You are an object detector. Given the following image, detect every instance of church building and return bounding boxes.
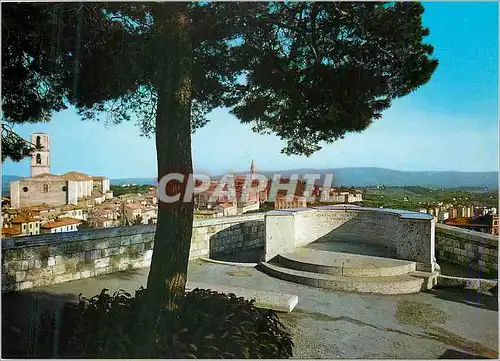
[10,132,112,209]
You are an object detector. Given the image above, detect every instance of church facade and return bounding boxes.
[10,132,112,209]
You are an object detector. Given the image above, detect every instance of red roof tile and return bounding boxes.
[41,218,81,229]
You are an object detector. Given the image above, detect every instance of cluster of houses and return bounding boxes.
[1,203,86,237]
[1,188,159,238]
[418,204,498,235]
[193,163,363,215]
[91,189,159,227]
[419,204,497,222]
[1,134,364,238]
[1,132,161,239]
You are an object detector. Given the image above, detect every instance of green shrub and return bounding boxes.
[38,287,294,358]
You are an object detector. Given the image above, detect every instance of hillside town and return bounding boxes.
[1,134,368,238]
[422,206,498,235]
[1,133,157,238]
[3,133,497,239]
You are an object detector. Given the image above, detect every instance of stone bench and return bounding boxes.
[265,205,437,272]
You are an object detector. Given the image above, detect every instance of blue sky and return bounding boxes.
[2,2,498,178]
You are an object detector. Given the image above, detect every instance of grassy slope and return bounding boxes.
[361,187,498,211]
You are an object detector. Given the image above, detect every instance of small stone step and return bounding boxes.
[278,248,416,277]
[260,262,425,295]
[186,282,298,313]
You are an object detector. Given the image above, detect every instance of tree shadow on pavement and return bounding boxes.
[424,288,498,312]
[2,290,78,358]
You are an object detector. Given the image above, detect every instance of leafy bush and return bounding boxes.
[38,287,294,358]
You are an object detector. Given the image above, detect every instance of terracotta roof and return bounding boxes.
[444,216,493,226]
[92,176,106,180]
[61,204,83,211]
[94,208,114,215]
[125,203,142,210]
[92,191,104,197]
[61,171,92,181]
[216,202,235,208]
[41,217,81,229]
[2,227,22,237]
[28,173,62,180]
[22,205,50,212]
[444,217,469,225]
[11,215,39,223]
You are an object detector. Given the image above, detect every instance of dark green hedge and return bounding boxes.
[38,287,294,358]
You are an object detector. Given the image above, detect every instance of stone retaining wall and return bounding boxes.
[1,213,265,292]
[193,215,265,257]
[435,224,498,276]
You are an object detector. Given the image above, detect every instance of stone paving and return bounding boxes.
[3,260,498,359]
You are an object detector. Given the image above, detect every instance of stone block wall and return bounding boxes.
[292,208,401,249]
[205,215,266,256]
[17,179,69,208]
[435,224,498,276]
[2,213,265,292]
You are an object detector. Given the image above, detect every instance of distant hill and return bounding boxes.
[110,168,498,189]
[110,178,157,186]
[255,167,499,189]
[219,167,498,189]
[2,168,498,196]
[1,175,21,196]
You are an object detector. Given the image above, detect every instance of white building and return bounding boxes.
[40,218,81,234]
[438,212,450,222]
[59,205,86,221]
[141,207,158,224]
[95,217,115,228]
[214,202,238,217]
[10,215,41,236]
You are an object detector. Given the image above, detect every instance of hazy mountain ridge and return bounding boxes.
[1,175,21,196]
[2,167,498,195]
[256,167,498,189]
[110,167,499,189]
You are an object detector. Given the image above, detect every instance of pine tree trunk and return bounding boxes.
[136,3,193,356]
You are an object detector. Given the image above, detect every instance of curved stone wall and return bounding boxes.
[265,205,436,272]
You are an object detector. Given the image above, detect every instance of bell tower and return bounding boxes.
[30,132,50,177]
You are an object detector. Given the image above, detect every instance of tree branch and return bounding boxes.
[1,123,39,149]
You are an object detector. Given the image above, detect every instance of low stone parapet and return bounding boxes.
[435,224,498,275]
[2,213,265,292]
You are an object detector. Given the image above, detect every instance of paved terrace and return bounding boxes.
[3,260,498,359]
